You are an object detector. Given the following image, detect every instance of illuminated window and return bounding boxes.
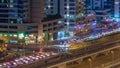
[10,0,13,3]
[10,5,14,8]
[18,33,24,39]
[2,0,4,3]
[10,21,14,23]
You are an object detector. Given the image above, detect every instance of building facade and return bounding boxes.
[0,0,30,24]
[41,16,64,41]
[46,0,86,37]
[31,0,46,23]
[0,23,39,43]
[0,0,64,43]
[111,0,120,21]
[85,0,112,20]
[106,0,120,23]
[46,0,59,15]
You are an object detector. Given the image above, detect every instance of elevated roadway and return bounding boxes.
[47,42,120,68]
[19,39,120,68]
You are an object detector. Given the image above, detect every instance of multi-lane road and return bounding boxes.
[17,36,120,68]
[1,27,120,68]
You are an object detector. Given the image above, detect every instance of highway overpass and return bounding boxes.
[47,42,120,68]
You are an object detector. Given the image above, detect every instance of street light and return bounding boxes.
[33,50,35,56]
[88,58,92,68]
[22,44,26,57]
[111,51,114,61]
[0,64,2,68]
[4,44,7,47]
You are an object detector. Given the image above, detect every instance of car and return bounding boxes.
[22,59,29,64]
[14,59,25,66]
[10,61,18,66]
[28,56,36,61]
[41,55,46,58]
[36,56,42,59]
[4,62,14,68]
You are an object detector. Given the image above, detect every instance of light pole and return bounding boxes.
[111,51,114,61]
[23,43,27,57]
[88,58,92,68]
[23,44,25,57]
[4,43,8,54]
[33,50,35,56]
[0,64,2,68]
[64,43,68,52]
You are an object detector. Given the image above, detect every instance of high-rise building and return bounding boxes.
[31,0,46,23]
[0,0,45,43]
[0,0,64,43]
[0,0,47,43]
[0,0,30,24]
[105,0,120,22]
[46,0,86,37]
[114,0,119,17]
[0,0,47,24]
[85,0,111,20]
[46,0,59,15]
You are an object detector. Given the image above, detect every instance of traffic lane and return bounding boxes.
[18,54,63,68]
[48,27,119,46]
[14,35,120,67]
[1,52,55,68]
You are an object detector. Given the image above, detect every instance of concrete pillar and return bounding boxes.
[91,54,97,60]
[104,51,110,56]
[76,59,83,64]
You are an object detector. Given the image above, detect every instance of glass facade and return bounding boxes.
[46,0,58,15]
[0,0,29,23]
[64,0,76,26]
[85,0,113,10]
